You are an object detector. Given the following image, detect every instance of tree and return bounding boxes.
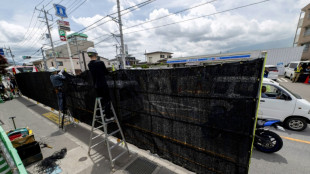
[0,54,8,74]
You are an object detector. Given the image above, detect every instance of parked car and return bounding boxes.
[284,61,310,80]
[258,78,310,131]
[265,65,278,81]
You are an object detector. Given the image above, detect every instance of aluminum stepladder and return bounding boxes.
[88,97,130,169]
[58,109,77,131]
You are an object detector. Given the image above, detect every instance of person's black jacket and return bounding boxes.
[88,60,109,88]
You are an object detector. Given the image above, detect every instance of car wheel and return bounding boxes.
[284,72,287,78]
[284,117,307,131]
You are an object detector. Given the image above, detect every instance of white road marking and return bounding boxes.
[281,78,288,82]
[277,78,283,82]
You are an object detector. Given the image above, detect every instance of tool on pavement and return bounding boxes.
[9,116,17,129]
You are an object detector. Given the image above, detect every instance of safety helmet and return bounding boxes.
[48,67,58,72]
[87,47,98,54]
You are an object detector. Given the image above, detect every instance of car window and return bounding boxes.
[267,67,278,71]
[261,84,287,100]
[289,63,298,69]
[280,84,302,99]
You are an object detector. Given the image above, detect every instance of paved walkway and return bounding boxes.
[0,96,191,174]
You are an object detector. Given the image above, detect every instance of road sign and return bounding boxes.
[58,29,67,41]
[59,25,70,31]
[53,4,68,18]
[57,20,70,27]
[0,48,4,56]
[59,29,66,36]
[60,36,67,41]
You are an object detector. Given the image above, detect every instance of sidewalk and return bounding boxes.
[0,97,192,174]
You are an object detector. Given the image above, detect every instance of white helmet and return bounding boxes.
[87,47,97,54]
[48,67,58,72]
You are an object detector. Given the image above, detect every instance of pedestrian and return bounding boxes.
[87,47,114,122]
[264,67,269,78]
[292,64,303,83]
[305,65,310,73]
[10,78,16,96]
[49,67,67,128]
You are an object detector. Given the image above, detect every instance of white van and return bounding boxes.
[258,78,310,131]
[265,65,279,81]
[284,61,310,80]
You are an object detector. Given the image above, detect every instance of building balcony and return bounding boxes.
[301,16,310,28]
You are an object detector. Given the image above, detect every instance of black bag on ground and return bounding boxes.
[16,141,43,166]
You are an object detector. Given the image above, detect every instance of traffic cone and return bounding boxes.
[304,76,310,84]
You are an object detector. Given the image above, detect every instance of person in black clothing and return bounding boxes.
[87,47,113,121]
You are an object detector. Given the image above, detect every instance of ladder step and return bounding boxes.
[112,150,127,162]
[108,129,120,137]
[95,120,104,124]
[94,125,104,130]
[109,140,123,151]
[92,133,105,140]
[90,139,106,148]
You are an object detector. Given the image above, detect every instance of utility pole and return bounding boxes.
[81,51,87,71]
[41,47,48,71]
[73,35,83,71]
[116,0,126,69]
[65,32,75,75]
[7,47,16,66]
[39,6,57,69]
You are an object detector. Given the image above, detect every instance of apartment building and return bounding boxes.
[294,3,310,60]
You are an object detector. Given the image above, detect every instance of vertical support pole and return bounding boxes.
[8,47,16,66]
[43,6,57,69]
[41,47,48,71]
[82,51,87,71]
[116,0,126,69]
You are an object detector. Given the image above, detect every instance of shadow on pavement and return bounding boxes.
[251,150,288,164]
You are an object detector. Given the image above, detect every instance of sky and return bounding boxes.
[0,0,309,64]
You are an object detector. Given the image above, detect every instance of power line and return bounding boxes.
[45,0,54,8]
[18,11,43,46]
[81,0,155,42]
[122,0,271,35]
[123,0,218,31]
[94,35,114,46]
[47,0,66,11]
[75,0,155,34]
[36,0,47,7]
[68,0,87,15]
[19,18,43,47]
[49,0,154,46]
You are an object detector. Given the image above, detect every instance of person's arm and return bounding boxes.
[261,93,268,98]
[101,61,110,75]
[54,74,66,81]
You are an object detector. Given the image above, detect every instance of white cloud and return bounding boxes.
[72,0,300,60]
[2,0,309,63]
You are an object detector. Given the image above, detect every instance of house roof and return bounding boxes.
[145,51,173,55]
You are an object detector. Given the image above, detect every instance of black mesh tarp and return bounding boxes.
[15,58,264,174]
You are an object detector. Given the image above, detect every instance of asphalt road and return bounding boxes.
[249,76,310,174]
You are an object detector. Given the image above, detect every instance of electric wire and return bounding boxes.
[123,0,218,31]
[122,0,271,35]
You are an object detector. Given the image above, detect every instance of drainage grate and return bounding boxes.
[125,157,158,174]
